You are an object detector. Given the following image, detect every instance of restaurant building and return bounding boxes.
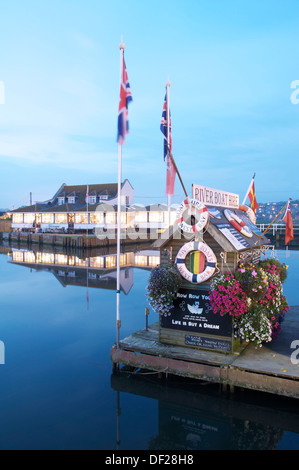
[10,180,176,234]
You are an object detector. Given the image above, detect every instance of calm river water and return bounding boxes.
[0,243,298,450]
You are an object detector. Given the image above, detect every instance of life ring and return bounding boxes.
[239,205,256,224]
[176,241,217,284]
[224,209,253,238]
[175,198,209,233]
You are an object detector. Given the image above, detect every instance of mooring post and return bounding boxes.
[145,307,149,331]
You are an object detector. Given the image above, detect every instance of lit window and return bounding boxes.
[134,255,148,266]
[75,213,88,224]
[105,256,116,268]
[90,213,104,224]
[58,197,65,205]
[24,252,36,263]
[55,254,68,265]
[76,257,88,267]
[55,214,67,224]
[135,212,147,223]
[90,257,105,268]
[24,213,35,224]
[42,214,54,224]
[149,212,164,223]
[12,213,23,223]
[12,251,24,262]
[106,212,116,225]
[148,256,160,266]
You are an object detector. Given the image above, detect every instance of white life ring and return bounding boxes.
[239,205,256,224]
[224,209,253,238]
[175,198,209,233]
[176,241,217,284]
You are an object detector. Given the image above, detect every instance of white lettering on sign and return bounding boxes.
[192,184,239,209]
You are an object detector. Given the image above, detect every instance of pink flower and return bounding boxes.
[252,270,257,277]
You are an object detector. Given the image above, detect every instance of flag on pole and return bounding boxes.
[283,199,294,245]
[117,54,132,145]
[243,175,259,214]
[248,179,259,214]
[160,93,175,195]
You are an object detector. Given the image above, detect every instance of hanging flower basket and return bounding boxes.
[146,263,181,317]
[209,258,290,348]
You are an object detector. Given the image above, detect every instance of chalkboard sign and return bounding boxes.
[160,287,232,337]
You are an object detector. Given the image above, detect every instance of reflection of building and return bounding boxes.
[8,248,160,295]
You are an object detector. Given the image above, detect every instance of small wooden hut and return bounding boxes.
[152,185,270,354]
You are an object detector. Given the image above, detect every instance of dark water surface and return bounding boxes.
[0,244,298,450]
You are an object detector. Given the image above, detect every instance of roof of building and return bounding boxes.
[10,180,133,213]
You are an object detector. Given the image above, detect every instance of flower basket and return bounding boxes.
[209,258,290,348]
[146,263,181,317]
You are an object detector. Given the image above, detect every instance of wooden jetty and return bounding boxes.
[111,305,299,399]
[0,229,152,249]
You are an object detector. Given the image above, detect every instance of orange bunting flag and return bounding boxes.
[283,199,294,245]
[248,179,259,214]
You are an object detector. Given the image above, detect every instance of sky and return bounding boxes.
[0,0,299,210]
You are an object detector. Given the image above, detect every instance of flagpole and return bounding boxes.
[166,79,171,226]
[116,39,125,349]
[242,173,255,205]
[255,199,290,244]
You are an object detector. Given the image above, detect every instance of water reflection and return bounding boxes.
[0,242,298,450]
[1,243,160,296]
[112,372,299,450]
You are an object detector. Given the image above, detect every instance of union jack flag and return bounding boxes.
[160,92,175,195]
[117,54,133,145]
[160,93,172,159]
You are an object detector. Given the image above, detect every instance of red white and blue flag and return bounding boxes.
[117,54,133,145]
[160,93,175,195]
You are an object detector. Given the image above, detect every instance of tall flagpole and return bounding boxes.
[116,39,125,349]
[166,79,171,226]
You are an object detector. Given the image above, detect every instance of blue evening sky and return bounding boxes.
[0,0,298,209]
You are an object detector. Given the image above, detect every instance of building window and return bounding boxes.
[106,212,116,225]
[75,213,88,224]
[105,256,116,268]
[42,214,54,224]
[149,212,164,223]
[99,195,108,201]
[88,196,97,204]
[67,197,75,204]
[55,213,67,224]
[148,256,160,267]
[135,211,147,223]
[90,212,104,224]
[12,213,24,223]
[90,257,105,268]
[134,255,148,266]
[58,197,65,205]
[55,254,68,265]
[24,213,35,224]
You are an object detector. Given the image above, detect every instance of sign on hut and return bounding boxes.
[151,184,272,354]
